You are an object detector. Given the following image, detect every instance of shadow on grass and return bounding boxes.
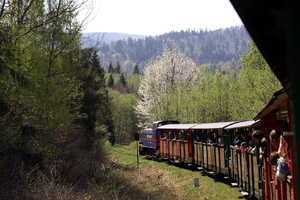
[94,163,178,200]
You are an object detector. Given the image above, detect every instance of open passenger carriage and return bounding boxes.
[158,124,197,163]
[191,122,238,174]
[225,120,261,199]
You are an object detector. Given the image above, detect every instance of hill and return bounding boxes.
[84,26,252,74]
[81,32,148,48]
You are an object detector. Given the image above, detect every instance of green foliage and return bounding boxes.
[108,61,114,73]
[119,73,127,88]
[109,89,140,144]
[0,1,114,198]
[237,41,282,119]
[108,74,115,88]
[80,48,111,148]
[133,64,139,74]
[114,61,121,73]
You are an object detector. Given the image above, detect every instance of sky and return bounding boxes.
[78,0,243,36]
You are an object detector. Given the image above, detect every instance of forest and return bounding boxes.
[0,0,281,199]
[93,26,251,74]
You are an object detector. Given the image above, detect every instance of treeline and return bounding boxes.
[97,26,251,74]
[0,1,116,199]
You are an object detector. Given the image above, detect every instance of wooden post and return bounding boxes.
[134,133,139,166]
[136,140,139,166]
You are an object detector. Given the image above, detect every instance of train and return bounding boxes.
[139,89,295,200]
[139,120,179,159]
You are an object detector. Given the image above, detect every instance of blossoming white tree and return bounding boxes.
[136,43,198,127]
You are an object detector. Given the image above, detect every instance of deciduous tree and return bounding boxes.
[136,43,198,127]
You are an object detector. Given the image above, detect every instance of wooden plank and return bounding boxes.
[203,144,207,168]
[253,155,259,198]
[220,147,225,173]
[181,142,184,161]
[241,152,248,191]
[199,142,203,167]
[207,145,212,170]
[194,143,198,163]
[176,141,180,159]
[216,147,220,173]
[184,142,188,160]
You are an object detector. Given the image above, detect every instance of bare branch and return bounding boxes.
[20,0,34,23]
[48,0,62,78]
[0,0,6,20]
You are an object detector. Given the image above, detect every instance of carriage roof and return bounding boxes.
[224,120,259,130]
[192,121,238,129]
[157,124,198,130]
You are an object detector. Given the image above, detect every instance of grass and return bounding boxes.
[109,143,245,200]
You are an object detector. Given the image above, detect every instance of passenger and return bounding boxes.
[163,132,168,139]
[270,151,280,165]
[270,129,281,149]
[216,130,223,145]
[248,140,255,152]
[172,133,177,141]
[234,132,244,152]
[240,131,255,148]
[194,134,200,142]
[213,132,217,144]
[212,130,222,145]
[168,131,173,140]
[178,132,183,140]
[234,133,243,147]
[240,142,248,152]
[211,131,216,144]
[251,130,267,159]
[269,129,281,165]
[206,134,212,144]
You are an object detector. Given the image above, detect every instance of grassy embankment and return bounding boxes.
[108,143,244,200]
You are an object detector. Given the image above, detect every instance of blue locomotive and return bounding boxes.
[139,120,179,158]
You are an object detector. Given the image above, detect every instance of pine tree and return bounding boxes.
[108,74,114,88]
[133,64,139,74]
[92,51,105,79]
[119,73,127,87]
[81,49,114,147]
[108,61,113,73]
[115,61,121,73]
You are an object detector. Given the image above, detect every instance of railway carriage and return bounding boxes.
[157,124,197,163]
[191,122,238,174]
[225,120,261,199]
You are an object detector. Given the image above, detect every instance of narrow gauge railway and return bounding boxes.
[139,89,295,200]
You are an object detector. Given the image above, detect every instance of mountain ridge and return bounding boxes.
[81,32,148,48]
[82,26,252,74]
